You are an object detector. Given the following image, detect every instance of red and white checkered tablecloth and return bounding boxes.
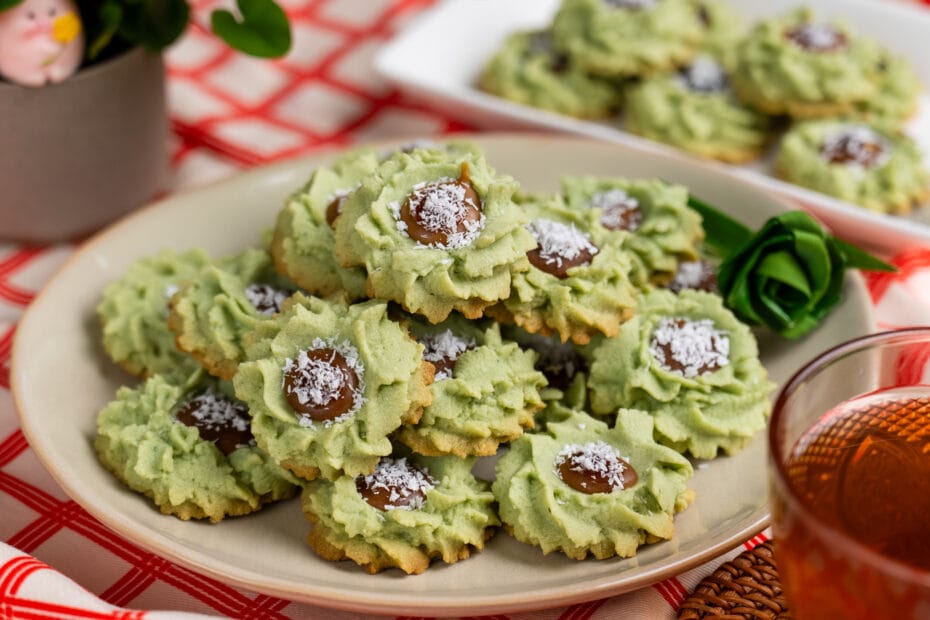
[2,1,930,618]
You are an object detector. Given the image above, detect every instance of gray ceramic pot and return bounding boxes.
[0,47,169,243]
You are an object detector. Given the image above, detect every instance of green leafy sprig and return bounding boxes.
[688,197,895,339]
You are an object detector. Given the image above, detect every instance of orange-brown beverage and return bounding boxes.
[774,386,930,619]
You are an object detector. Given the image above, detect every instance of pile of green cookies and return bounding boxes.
[94,140,774,574]
[480,0,929,214]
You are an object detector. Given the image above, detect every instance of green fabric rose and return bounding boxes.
[691,199,893,339]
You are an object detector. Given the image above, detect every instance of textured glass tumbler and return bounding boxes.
[769,328,930,620]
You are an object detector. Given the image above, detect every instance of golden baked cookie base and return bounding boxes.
[270,232,348,299]
[305,511,495,575]
[774,163,930,215]
[731,82,858,119]
[165,300,238,381]
[626,117,769,164]
[485,302,629,346]
[394,404,539,458]
[364,277,494,325]
[95,437,298,523]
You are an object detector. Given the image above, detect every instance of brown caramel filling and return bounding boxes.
[820,128,889,168]
[244,283,293,316]
[419,330,475,381]
[325,191,350,228]
[355,457,435,511]
[526,219,599,279]
[589,189,643,231]
[666,260,718,294]
[520,332,587,391]
[649,317,729,378]
[283,344,364,423]
[556,441,637,494]
[785,24,847,52]
[396,165,483,248]
[175,389,254,456]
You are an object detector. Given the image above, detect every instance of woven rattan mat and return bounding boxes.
[677,541,793,619]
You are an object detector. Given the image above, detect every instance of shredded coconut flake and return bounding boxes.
[283,338,366,428]
[182,390,250,432]
[162,284,179,317]
[555,441,631,490]
[649,317,730,378]
[526,219,598,268]
[788,23,845,51]
[820,126,891,169]
[390,179,485,250]
[244,283,291,316]
[419,329,475,380]
[677,56,728,93]
[589,189,641,230]
[668,261,716,293]
[326,186,355,213]
[362,457,435,511]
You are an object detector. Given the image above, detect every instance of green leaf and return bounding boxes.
[830,238,897,272]
[770,210,823,234]
[86,0,124,60]
[211,0,291,58]
[0,0,25,11]
[791,228,831,291]
[686,195,753,257]
[119,0,190,51]
[714,209,868,339]
[756,251,812,297]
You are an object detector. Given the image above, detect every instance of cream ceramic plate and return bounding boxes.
[13,135,874,617]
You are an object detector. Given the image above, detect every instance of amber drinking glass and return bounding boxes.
[769,328,930,620]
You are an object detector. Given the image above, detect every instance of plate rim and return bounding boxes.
[11,132,877,617]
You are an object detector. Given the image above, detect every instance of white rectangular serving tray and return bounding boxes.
[375,0,930,255]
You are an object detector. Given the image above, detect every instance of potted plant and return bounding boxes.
[0,0,291,243]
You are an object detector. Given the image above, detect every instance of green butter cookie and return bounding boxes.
[394,314,546,457]
[551,0,704,78]
[232,294,433,480]
[95,369,299,522]
[303,451,499,574]
[98,249,210,378]
[588,289,774,458]
[493,405,693,560]
[167,248,297,381]
[691,0,744,67]
[479,29,622,118]
[625,55,772,163]
[560,176,703,286]
[731,8,882,118]
[334,144,536,323]
[775,120,930,214]
[272,148,380,301]
[853,51,921,125]
[487,194,638,345]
